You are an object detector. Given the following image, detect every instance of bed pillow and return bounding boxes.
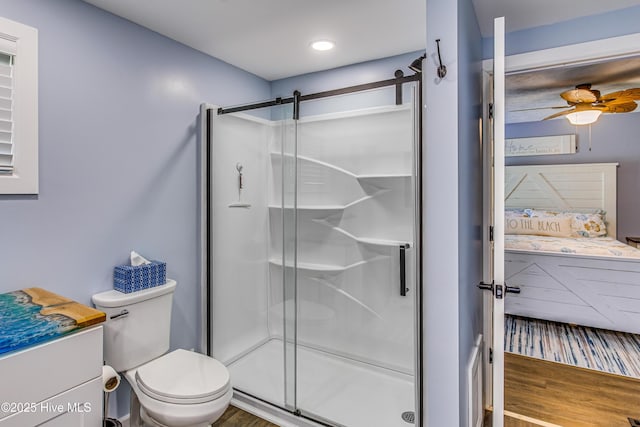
[505,215,573,237]
[569,212,607,237]
[530,209,607,238]
[505,209,527,218]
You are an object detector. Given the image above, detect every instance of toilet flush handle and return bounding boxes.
[110,309,129,320]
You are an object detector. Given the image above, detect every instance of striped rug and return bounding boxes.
[504,315,640,378]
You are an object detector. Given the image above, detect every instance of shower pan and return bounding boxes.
[201,74,422,427]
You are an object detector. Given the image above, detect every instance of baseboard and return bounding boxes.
[467,334,483,427]
[504,410,563,427]
[117,414,130,427]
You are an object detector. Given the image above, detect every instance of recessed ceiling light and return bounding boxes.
[311,40,335,51]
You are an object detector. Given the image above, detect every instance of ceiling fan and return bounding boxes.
[542,83,640,124]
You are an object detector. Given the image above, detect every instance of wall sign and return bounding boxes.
[506,134,576,157]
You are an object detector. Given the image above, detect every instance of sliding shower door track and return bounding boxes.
[232,389,339,427]
[216,73,421,115]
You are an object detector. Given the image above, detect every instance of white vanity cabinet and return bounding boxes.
[0,326,103,426]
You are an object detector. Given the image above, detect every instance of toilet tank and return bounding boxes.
[92,280,177,372]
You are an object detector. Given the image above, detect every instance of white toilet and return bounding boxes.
[92,280,232,427]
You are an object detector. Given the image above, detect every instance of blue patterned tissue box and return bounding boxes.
[113,261,167,293]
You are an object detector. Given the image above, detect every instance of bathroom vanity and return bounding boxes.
[0,288,105,426]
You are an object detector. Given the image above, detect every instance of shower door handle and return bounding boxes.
[399,244,410,296]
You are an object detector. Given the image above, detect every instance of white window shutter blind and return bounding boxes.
[0,43,14,175]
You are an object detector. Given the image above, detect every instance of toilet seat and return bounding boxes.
[136,349,231,405]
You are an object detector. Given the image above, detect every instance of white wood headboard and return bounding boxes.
[505,163,618,238]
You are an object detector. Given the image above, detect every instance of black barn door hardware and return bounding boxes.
[395,70,404,105]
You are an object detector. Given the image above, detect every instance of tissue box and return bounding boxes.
[113,261,167,293]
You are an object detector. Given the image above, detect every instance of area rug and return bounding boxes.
[504,315,640,378]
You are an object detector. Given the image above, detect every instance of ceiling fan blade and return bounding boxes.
[560,88,597,103]
[543,109,575,120]
[602,101,638,113]
[510,106,570,112]
[600,88,640,102]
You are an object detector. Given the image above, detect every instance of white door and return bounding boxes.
[491,16,506,427]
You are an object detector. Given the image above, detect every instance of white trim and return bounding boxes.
[0,16,38,194]
[467,335,483,427]
[492,16,506,427]
[481,68,494,413]
[0,34,17,55]
[482,32,640,74]
[504,411,563,427]
[506,32,640,74]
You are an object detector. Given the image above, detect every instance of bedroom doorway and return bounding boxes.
[482,27,640,426]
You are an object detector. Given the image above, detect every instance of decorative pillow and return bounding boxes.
[529,209,607,238]
[505,215,573,237]
[505,209,528,219]
[570,212,607,237]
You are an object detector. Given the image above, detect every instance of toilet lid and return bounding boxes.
[136,349,230,404]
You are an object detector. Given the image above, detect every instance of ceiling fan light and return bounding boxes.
[565,110,602,125]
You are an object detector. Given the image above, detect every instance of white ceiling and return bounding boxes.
[81,0,427,81]
[81,0,640,80]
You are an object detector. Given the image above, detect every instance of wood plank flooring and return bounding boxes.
[505,352,640,426]
[212,405,278,427]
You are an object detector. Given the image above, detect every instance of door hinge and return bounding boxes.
[488,103,494,119]
[489,225,494,242]
[489,348,493,364]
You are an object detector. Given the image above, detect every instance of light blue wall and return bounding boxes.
[424,0,483,424]
[0,0,270,417]
[507,115,640,240]
[424,0,460,422]
[272,51,422,96]
[457,0,484,425]
[482,5,640,59]
[0,0,487,423]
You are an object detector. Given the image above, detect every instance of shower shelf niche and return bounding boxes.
[332,227,412,248]
[268,258,381,273]
[357,174,411,180]
[268,204,345,212]
[271,152,411,181]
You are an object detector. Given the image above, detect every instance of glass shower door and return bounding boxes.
[291,85,419,427]
[209,80,420,426]
[210,103,299,410]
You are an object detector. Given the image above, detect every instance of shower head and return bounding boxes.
[409,54,426,73]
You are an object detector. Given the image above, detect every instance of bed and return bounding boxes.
[504,163,640,334]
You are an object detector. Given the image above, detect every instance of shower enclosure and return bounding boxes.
[201,74,422,427]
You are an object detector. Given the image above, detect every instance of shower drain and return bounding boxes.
[401,411,415,424]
